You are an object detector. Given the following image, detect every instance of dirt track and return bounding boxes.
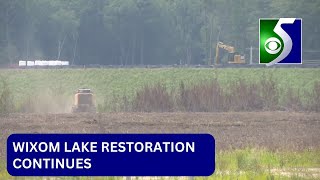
[1,112,319,157]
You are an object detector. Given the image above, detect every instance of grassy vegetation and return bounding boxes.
[0,68,319,112]
[1,68,319,179]
[0,75,14,115]
[211,149,320,179]
[0,149,319,180]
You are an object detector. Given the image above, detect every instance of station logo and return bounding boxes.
[259,18,302,66]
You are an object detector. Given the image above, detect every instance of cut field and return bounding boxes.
[1,112,319,154]
[0,68,319,112]
[0,112,319,179]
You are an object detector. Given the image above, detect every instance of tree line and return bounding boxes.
[0,0,319,66]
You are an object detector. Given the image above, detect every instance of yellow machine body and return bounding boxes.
[72,89,96,113]
[215,42,245,65]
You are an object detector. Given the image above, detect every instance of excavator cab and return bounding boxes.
[72,88,96,113]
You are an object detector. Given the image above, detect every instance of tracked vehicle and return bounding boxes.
[72,88,96,113]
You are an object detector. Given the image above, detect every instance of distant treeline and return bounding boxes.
[0,0,319,65]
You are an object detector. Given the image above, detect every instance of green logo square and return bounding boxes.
[259,18,302,66]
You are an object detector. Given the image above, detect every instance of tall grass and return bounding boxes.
[133,83,174,112]
[307,81,320,112]
[108,78,320,112]
[0,76,14,115]
[179,79,225,112]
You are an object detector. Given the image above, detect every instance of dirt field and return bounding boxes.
[0,111,319,158]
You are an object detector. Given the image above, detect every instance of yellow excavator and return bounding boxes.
[214,42,245,65]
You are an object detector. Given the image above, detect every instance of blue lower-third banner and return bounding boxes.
[7,134,215,176]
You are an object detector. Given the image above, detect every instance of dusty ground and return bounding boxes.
[0,111,319,158]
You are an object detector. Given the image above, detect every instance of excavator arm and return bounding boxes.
[217,42,235,53]
[214,42,245,65]
[215,42,235,65]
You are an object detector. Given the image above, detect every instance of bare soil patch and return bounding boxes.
[0,112,319,158]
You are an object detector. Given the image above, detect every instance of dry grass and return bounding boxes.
[113,79,320,112]
[133,83,174,112]
[178,79,225,112]
[307,81,320,112]
[0,76,14,115]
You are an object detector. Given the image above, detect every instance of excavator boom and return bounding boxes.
[214,42,245,65]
